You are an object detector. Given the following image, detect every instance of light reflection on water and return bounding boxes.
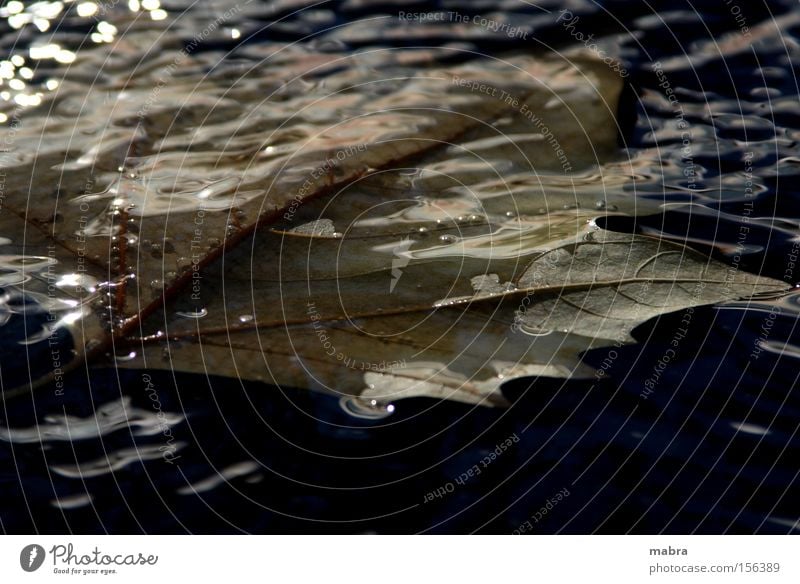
[0,0,170,112]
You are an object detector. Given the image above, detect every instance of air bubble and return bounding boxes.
[114,350,137,362]
[85,339,102,351]
[176,308,208,319]
[149,280,164,297]
[176,257,193,271]
[339,396,395,419]
[517,324,553,337]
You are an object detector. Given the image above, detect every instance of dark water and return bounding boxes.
[1,0,800,533]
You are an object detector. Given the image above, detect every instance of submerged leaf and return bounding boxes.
[105,51,783,406]
[0,24,787,406]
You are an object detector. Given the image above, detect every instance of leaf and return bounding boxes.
[0,31,786,409]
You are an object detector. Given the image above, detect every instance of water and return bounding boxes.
[1,0,800,533]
